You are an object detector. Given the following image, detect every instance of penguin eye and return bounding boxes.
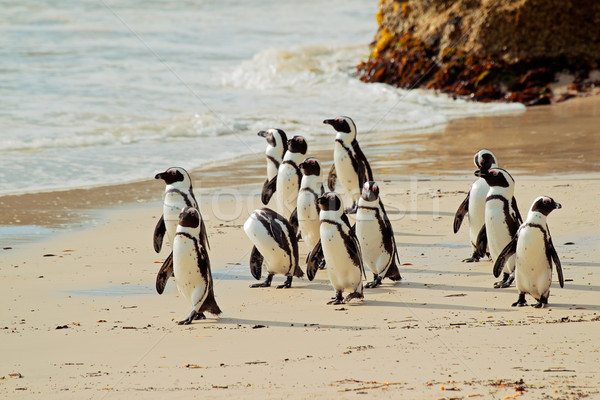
[543,198,551,204]
[168,170,176,175]
[491,170,498,176]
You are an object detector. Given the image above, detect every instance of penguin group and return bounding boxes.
[151,119,565,325]
[454,150,563,308]
[248,115,400,304]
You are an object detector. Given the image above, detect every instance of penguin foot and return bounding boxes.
[532,302,545,309]
[494,273,514,288]
[511,293,527,307]
[365,275,382,289]
[318,260,326,270]
[462,257,480,263]
[250,274,273,288]
[276,276,293,289]
[327,291,344,305]
[344,292,364,303]
[178,311,198,325]
[533,295,548,308]
[194,313,206,320]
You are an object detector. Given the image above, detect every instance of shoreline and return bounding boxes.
[1,95,598,232]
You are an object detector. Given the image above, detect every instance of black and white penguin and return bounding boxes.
[168,206,221,325]
[311,192,364,304]
[475,167,523,288]
[494,196,563,308]
[453,149,498,262]
[356,181,402,288]
[243,208,304,288]
[296,158,324,263]
[153,167,209,294]
[276,135,308,222]
[258,128,288,205]
[323,116,373,213]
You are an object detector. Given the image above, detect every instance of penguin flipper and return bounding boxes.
[250,246,264,280]
[384,258,402,281]
[289,207,299,233]
[494,236,517,278]
[261,176,277,205]
[547,237,564,288]
[512,196,523,225]
[327,164,337,191]
[200,217,210,251]
[153,215,166,253]
[306,240,323,281]
[453,192,470,234]
[200,285,222,316]
[475,224,488,259]
[156,252,173,294]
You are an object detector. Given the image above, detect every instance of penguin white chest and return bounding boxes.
[297,191,320,250]
[356,209,387,274]
[515,227,551,298]
[320,223,361,291]
[277,165,299,215]
[485,200,511,259]
[173,236,206,303]
[334,143,358,194]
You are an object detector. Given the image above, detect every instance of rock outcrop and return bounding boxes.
[357,0,600,105]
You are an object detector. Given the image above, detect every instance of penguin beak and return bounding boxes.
[555,202,562,209]
[298,162,305,169]
[155,172,165,180]
[317,195,327,205]
[474,170,486,178]
[323,119,334,126]
[257,130,268,138]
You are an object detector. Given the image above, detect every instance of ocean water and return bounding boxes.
[1,0,524,196]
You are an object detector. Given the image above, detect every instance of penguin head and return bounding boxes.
[473,149,498,172]
[258,128,288,152]
[299,158,321,176]
[155,167,191,187]
[361,181,380,202]
[317,192,343,213]
[531,196,561,216]
[323,116,357,142]
[287,136,308,155]
[474,167,513,188]
[178,206,200,228]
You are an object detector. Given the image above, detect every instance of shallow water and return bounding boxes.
[1,0,523,196]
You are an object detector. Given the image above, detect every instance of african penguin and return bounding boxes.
[323,116,373,213]
[170,206,221,325]
[296,158,325,264]
[314,192,364,304]
[243,208,304,289]
[258,128,288,205]
[276,135,307,222]
[153,167,209,295]
[475,167,523,288]
[494,196,563,308]
[356,181,402,288]
[453,149,498,262]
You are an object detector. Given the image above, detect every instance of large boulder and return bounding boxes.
[358,0,600,105]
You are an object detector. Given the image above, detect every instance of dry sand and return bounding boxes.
[1,97,600,399]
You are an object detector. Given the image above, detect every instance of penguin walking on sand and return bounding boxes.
[296,158,325,266]
[494,196,563,308]
[309,192,364,304]
[356,181,402,288]
[258,128,288,205]
[276,135,308,226]
[475,167,523,288]
[168,206,221,325]
[153,167,209,294]
[244,208,304,288]
[453,149,498,262]
[323,116,373,213]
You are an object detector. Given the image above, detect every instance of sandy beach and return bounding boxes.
[1,96,599,399]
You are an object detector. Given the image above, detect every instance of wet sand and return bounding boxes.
[1,96,599,399]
